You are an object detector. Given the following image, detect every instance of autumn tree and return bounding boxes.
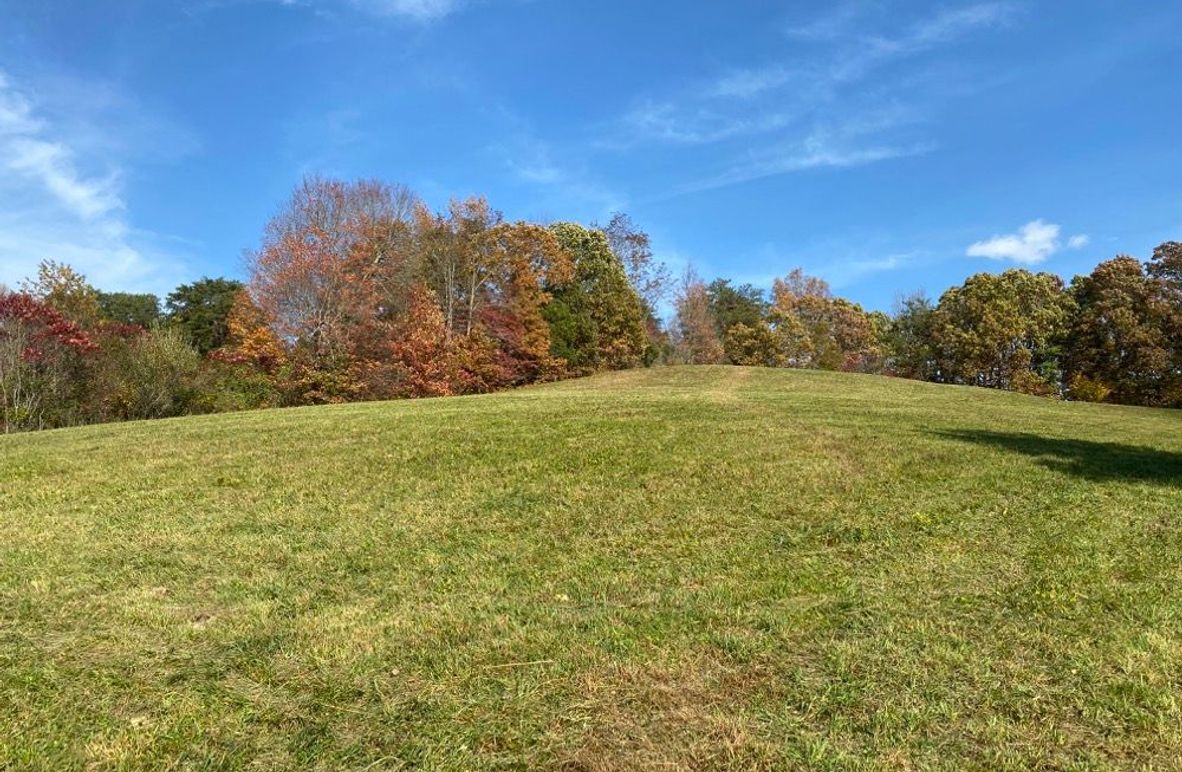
[386,284,465,398]
[548,223,648,370]
[1064,255,1181,406]
[672,270,725,364]
[1149,241,1182,404]
[408,202,576,385]
[476,222,573,382]
[22,261,102,328]
[199,290,286,410]
[769,269,833,369]
[414,197,502,338]
[724,320,789,367]
[0,292,97,431]
[218,290,285,373]
[1147,241,1182,291]
[247,179,586,399]
[95,328,205,421]
[245,177,420,401]
[249,177,418,355]
[769,269,881,372]
[601,213,670,363]
[928,269,1073,393]
[349,177,419,313]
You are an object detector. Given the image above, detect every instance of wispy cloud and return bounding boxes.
[282,106,368,174]
[508,158,624,219]
[966,219,1089,265]
[0,71,189,294]
[712,241,919,298]
[626,2,1016,147]
[493,111,626,219]
[673,134,932,197]
[706,66,794,99]
[5,137,122,220]
[785,3,863,41]
[509,156,563,185]
[347,0,463,21]
[659,103,929,197]
[0,73,121,222]
[610,2,1017,199]
[621,100,796,145]
[907,2,1016,47]
[191,0,469,23]
[823,2,1016,84]
[826,251,923,289]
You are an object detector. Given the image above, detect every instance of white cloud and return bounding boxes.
[707,66,794,99]
[502,133,625,218]
[785,3,862,41]
[826,2,1016,86]
[657,107,928,198]
[192,0,468,23]
[347,0,462,21]
[5,138,122,220]
[821,253,909,289]
[0,74,43,135]
[0,71,188,294]
[612,2,1016,200]
[618,98,806,148]
[850,254,902,274]
[511,159,562,185]
[1067,234,1090,249]
[669,134,931,198]
[907,3,1015,47]
[743,6,1002,97]
[966,219,1066,264]
[762,138,918,173]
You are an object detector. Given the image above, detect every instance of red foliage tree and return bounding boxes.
[0,293,98,430]
[0,293,97,359]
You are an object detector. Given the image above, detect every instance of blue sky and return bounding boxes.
[1,0,1180,311]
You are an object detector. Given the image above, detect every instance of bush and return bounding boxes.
[99,328,206,420]
[1068,373,1113,403]
[1010,369,1059,397]
[194,360,278,413]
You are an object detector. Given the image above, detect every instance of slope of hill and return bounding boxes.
[2,366,1180,769]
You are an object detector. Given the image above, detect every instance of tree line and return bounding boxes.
[671,242,1182,407]
[0,177,664,432]
[2,175,1179,432]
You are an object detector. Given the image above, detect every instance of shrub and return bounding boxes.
[1068,373,1113,403]
[99,328,206,420]
[194,360,278,413]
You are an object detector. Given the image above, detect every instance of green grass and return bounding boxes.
[2,366,1181,770]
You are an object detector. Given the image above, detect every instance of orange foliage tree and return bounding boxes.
[242,178,590,402]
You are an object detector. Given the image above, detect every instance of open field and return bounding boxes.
[2,366,1181,769]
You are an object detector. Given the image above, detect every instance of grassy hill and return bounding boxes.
[2,366,1181,769]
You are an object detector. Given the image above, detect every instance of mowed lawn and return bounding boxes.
[2,367,1181,770]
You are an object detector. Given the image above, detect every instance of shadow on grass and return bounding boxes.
[938,430,1182,486]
